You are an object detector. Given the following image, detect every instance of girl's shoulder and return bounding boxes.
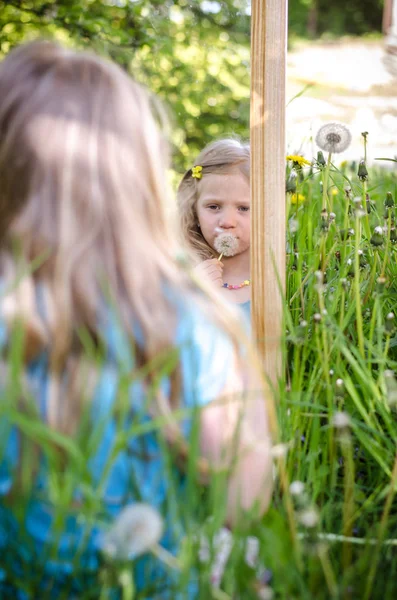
[174,293,238,408]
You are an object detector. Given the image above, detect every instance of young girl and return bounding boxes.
[0,42,272,597]
[177,139,251,320]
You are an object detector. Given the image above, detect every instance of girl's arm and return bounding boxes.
[179,301,273,526]
[199,359,272,525]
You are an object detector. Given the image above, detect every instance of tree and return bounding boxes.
[0,0,252,172]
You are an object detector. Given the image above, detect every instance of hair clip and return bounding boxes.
[191,165,203,180]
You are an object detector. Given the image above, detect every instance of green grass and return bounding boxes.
[2,146,397,599]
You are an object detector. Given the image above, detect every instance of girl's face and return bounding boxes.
[195,171,250,257]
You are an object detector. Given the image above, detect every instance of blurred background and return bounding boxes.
[0,0,393,168]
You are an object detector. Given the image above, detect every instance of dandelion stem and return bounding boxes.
[277,455,303,571]
[151,543,181,571]
[341,434,355,577]
[364,450,397,600]
[322,153,332,212]
[362,181,371,241]
[381,212,392,278]
[119,568,135,600]
[354,216,365,358]
[318,543,338,598]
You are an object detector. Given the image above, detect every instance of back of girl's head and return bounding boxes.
[0,42,255,436]
[177,138,250,261]
[0,40,182,362]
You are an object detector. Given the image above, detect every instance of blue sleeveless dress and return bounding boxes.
[0,296,236,598]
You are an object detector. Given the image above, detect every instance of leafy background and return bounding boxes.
[0,0,385,171]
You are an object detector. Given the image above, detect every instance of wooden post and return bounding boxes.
[383,0,393,35]
[250,0,287,385]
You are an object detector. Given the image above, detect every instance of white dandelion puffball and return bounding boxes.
[102,503,163,560]
[298,508,319,529]
[214,232,239,257]
[290,480,305,497]
[315,123,352,154]
[332,411,351,430]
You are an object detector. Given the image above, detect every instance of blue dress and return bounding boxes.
[0,295,236,598]
[238,301,251,323]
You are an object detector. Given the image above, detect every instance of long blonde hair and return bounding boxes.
[0,41,253,436]
[177,138,250,262]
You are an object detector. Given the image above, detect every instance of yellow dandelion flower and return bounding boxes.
[290,193,306,205]
[286,155,311,168]
[331,187,339,196]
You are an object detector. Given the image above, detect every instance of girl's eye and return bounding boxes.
[239,206,250,212]
[207,204,219,211]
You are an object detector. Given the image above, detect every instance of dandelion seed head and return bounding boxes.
[259,587,274,600]
[214,232,239,257]
[332,411,351,429]
[374,226,383,235]
[336,378,344,387]
[245,536,260,568]
[271,443,289,459]
[299,508,319,528]
[388,312,395,320]
[102,503,163,561]
[315,122,352,154]
[290,480,305,496]
[315,270,324,284]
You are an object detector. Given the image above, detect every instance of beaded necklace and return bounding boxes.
[223,279,251,291]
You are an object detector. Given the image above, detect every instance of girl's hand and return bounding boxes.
[193,258,224,287]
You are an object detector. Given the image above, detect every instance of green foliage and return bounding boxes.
[0,1,386,170]
[0,0,252,172]
[3,137,397,598]
[289,0,384,38]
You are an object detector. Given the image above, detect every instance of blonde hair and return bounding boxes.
[0,41,252,437]
[177,138,250,262]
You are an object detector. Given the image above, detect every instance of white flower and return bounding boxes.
[259,587,275,600]
[102,503,163,560]
[214,231,239,257]
[271,443,289,459]
[290,480,305,496]
[245,536,260,568]
[332,411,351,429]
[374,226,383,235]
[211,528,234,587]
[315,123,352,154]
[298,508,319,528]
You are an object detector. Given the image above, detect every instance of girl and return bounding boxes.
[177,139,251,320]
[0,42,272,597]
